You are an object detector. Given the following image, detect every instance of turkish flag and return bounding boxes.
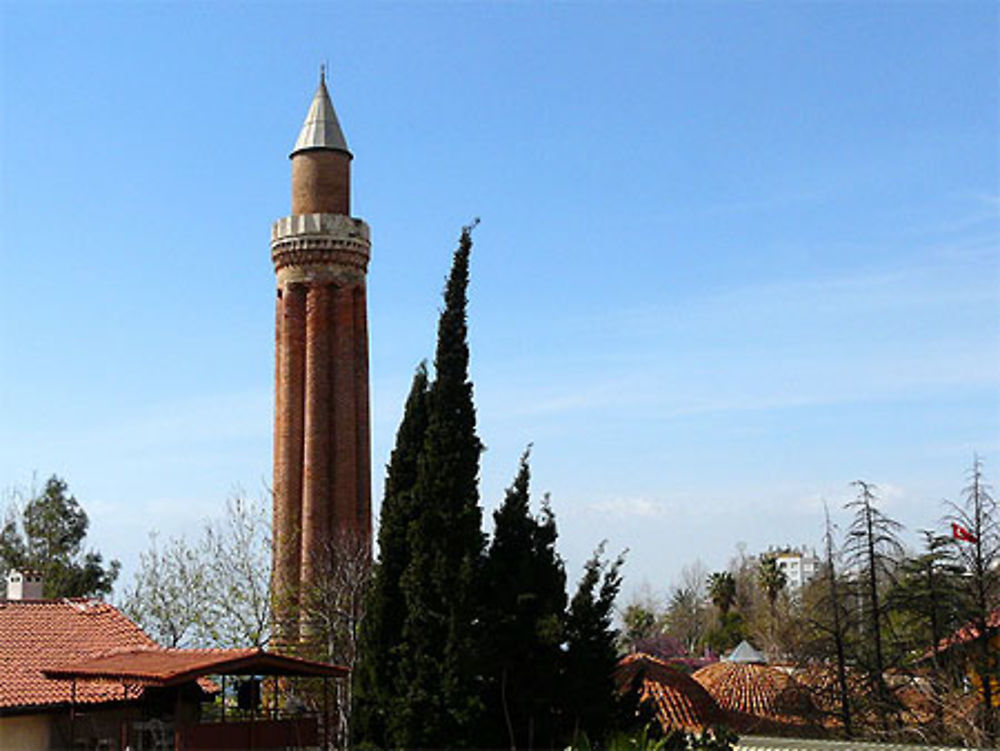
[952,522,978,543]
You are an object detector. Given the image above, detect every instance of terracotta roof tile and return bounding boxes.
[616,653,727,733]
[692,661,817,733]
[933,606,1000,654]
[0,599,156,710]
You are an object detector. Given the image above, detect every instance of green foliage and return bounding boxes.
[353,223,627,749]
[569,723,737,751]
[622,602,659,646]
[393,223,487,748]
[482,448,568,749]
[0,475,119,598]
[888,530,964,663]
[704,571,744,653]
[563,543,626,744]
[756,555,787,609]
[352,363,430,746]
[706,571,736,616]
[703,611,746,655]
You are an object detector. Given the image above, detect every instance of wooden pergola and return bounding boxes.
[45,647,348,750]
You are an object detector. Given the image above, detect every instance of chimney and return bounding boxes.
[6,569,44,600]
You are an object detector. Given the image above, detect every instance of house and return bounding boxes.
[931,605,1000,707]
[0,570,347,750]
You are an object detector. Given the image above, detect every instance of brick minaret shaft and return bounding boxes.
[271,72,371,647]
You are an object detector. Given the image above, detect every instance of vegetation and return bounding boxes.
[353,224,627,749]
[351,363,430,746]
[624,459,999,747]
[122,495,271,648]
[481,448,567,749]
[0,475,120,598]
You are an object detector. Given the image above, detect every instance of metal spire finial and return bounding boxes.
[291,66,350,157]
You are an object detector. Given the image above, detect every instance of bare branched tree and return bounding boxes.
[944,455,999,744]
[121,533,207,648]
[122,495,272,649]
[816,502,853,737]
[299,528,372,746]
[843,480,904,732]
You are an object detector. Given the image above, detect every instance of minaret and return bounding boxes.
[271,70,371,647]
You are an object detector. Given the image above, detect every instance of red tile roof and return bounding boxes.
[0,599,157,710]
[0,600,349,713]
[616,653,726,733]
[933,606,1000,654]
[692,661,817,732]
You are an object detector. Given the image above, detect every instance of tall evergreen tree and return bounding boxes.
[482,448,567,750]
[394,223,486,748]
[561,543,625,745]
[352,363,430,746]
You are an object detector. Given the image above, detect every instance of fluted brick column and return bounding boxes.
[353,284,371,537]
[301,282,334,606]
[272,283,306,646]
[331,283,359,541]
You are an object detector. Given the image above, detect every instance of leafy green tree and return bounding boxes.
[562,543,626,745]
[482,448,567,750]
[703,571,745,654]
[394,223,487,748]
[890,530,964,664]
[622,602,659,649]
[887,530,964,741]
[352,363,430,747]
[0,475,119,598]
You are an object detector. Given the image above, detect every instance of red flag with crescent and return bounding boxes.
[952,522,978,543]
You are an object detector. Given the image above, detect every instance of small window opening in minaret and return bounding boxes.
[277,289,283,299]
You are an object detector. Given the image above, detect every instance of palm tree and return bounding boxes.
[757,555,787,655]
[758,555,787,615]
[707,571,737,616]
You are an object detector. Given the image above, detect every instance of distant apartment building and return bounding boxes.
[773,548,819,590]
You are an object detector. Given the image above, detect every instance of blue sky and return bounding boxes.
[1,1,997,602]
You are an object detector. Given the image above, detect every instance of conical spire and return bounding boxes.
[291,67,350,157]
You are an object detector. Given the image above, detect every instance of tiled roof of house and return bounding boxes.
[692,660,817,733]
[616,653,726,733]
[933,606,1000,654]
[0,599,157,710]
[791,662,867,725]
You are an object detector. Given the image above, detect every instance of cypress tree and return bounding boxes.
[561,544,625,745]
[394,223,486,748]
[352,363,430,746]
[482,448,567,750]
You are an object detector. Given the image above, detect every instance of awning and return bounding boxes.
[43,646,348,688]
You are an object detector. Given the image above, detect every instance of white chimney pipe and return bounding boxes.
[6,569,44,600]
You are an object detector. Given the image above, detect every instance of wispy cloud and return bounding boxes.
[586,497,669,518]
